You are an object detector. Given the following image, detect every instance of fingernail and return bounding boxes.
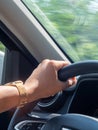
[68,79,73,86]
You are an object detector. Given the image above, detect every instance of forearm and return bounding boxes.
[0,86,19,113]
[0,60,76,113]
[0,82,39,113]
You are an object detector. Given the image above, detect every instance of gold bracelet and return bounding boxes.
[5,80,28,108]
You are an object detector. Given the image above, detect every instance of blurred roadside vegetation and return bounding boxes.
[19,0,98,61]
[0,42,5,52]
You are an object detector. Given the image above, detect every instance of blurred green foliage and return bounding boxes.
[23,0,98,61]
[0,42,5,52]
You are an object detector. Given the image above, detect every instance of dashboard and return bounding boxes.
[8,61,98,130]
[13,74,98,130]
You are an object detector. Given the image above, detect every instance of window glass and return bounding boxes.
[22,0,98,61]
[0,41,5,83]
[0,42,5,52]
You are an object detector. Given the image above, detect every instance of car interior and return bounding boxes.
[1,0,98,130]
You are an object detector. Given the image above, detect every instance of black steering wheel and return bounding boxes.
[41,114,98,130]
[8,60,98,130]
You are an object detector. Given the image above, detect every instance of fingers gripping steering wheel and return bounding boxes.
[41,60,98,130]
[8,60,98,130]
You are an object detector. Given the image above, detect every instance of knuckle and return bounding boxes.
[42,59,50,63]
[48,60,54,66]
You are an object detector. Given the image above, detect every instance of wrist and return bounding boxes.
[5,81,28,107]
[24,79,40,103]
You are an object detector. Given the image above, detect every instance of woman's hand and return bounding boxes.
[24,59,76,103]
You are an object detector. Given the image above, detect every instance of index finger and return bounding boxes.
[51,60,70,70]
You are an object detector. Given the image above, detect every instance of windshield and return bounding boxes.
[22,0,98,62]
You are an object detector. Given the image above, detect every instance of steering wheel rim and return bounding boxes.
[41,114,98,130]
[58,60,98,81]
[8,60,98,130]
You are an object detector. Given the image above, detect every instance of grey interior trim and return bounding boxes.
[0,0,69,62]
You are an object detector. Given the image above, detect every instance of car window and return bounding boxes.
[0,42,5,84]
[22,0,98,62]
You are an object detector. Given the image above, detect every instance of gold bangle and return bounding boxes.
[5,80,28,108]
